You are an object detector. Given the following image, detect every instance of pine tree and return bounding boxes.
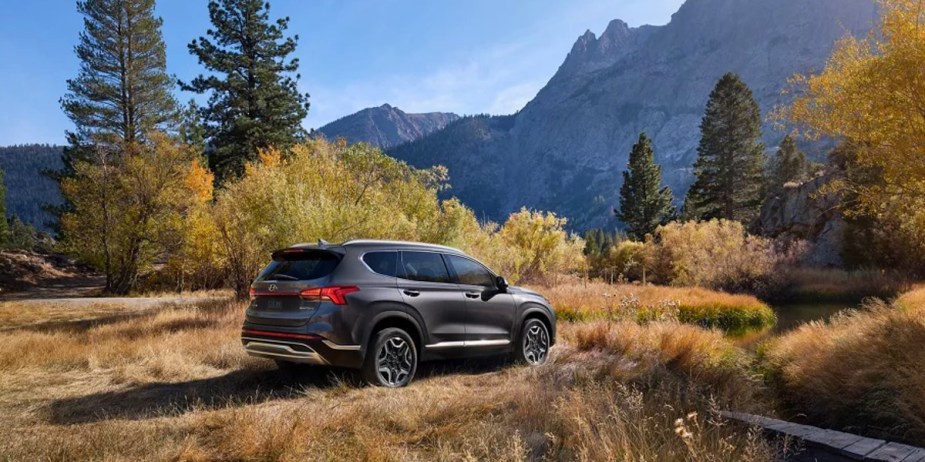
[617,133,675,240]
[183,0,310,183]
[583,228,618,256]
[178,99,207,154]
[767,134,811,195]
[685,73,766,223]
[60,0,178,169]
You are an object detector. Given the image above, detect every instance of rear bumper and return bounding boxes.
[241,328,365,368]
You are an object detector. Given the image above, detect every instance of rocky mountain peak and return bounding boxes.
[318,105,459,149]
[391,0,878,230]
[558,19,649,77]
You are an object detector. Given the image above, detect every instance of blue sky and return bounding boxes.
[0,0,684,146]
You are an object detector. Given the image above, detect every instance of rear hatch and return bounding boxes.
[247,248,343,326]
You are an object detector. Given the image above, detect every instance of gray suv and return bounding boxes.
[242,240,555,387]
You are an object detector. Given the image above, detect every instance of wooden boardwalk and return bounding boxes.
[720,411,925,462]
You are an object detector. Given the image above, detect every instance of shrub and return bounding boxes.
[209,140,461,297]
[492,208,585,284]
[189,140,585,296]
[651,219,778,293]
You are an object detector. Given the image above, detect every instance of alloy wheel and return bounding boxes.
[523,322,550,365]
[376,336,414,386]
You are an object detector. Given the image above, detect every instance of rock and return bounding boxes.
[757,173,845,267]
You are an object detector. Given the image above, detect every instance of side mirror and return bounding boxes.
[496,276,509,292]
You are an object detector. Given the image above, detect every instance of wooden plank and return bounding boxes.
[719,411,925,462]
[843,438,887,458]
[773,422,825,439]
[900,449,925,462]
[805,429,864,450]
[865,443,922,462]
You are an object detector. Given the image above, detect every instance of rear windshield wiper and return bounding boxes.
[270,274,299,281]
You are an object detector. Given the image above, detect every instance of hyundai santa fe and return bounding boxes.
[241,239,556,387]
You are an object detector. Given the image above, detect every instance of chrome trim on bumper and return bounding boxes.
[322,340,361,351]
[242,337,328,365]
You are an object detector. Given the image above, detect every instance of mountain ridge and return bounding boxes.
[389,0,878,230]
[316,104,459,148]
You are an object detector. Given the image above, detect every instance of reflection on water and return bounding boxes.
[729,302,854,349]
[771,303,854,333]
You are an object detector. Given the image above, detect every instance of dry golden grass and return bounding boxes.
[0,290,230,330]
[0,297,782,461]
[761,288,925,445]
[775,268,910,304]
[540,282,775,329]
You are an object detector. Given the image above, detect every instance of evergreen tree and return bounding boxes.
[617,133,675,240]
[183,0,310,183]
[178,99,207,154]
[767,134,812,195]
[0,168,8,245]
[583,228,619,256]
[685,73,766,223]
[60,0,178,170]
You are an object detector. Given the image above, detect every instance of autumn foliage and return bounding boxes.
[60,134,209,294]
[783,0,925,269]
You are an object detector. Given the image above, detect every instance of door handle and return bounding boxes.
[465,292,481,299]
[403,289,420,297]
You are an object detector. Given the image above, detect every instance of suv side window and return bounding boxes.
[400,251,452,283]
[445,254,496,287]
[362,251,398,277]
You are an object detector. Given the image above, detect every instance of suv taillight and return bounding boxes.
[249,287,256,300]
[299,286,359,305]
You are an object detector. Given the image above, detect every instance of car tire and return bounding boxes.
[362,327,418,387]
[514,318,550,365]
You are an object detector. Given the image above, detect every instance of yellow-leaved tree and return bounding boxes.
[212,140,474,297]
[60,133,206,294]
[198,139,587,297]
[782,0,925,266]
[493,209,587,284]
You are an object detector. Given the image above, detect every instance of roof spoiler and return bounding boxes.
[270,243,345,260]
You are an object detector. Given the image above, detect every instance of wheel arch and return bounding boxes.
[520,305,556,345]
[364,311,425,355]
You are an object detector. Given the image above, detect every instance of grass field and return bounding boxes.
[542,282,775,329]
[0,294,784,461]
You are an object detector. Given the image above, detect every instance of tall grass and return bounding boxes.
[0,298,782,461]
[769,268,910,304]
[542,282,776,329]
[760,288,925,445]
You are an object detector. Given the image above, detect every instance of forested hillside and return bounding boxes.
[0,145,63,232]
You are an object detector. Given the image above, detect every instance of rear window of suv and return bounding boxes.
[256,250,340,281]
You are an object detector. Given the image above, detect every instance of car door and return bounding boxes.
[444,254,516,345]
[398,251,468,345]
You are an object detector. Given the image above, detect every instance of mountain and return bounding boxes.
[391,0,878,230]
[317,104,460,148]
[0,145,64,233]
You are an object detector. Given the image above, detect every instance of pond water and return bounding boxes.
[770,302,855,333]
[730,301,855,348]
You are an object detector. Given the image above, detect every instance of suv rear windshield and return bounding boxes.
[256,251,340,281]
